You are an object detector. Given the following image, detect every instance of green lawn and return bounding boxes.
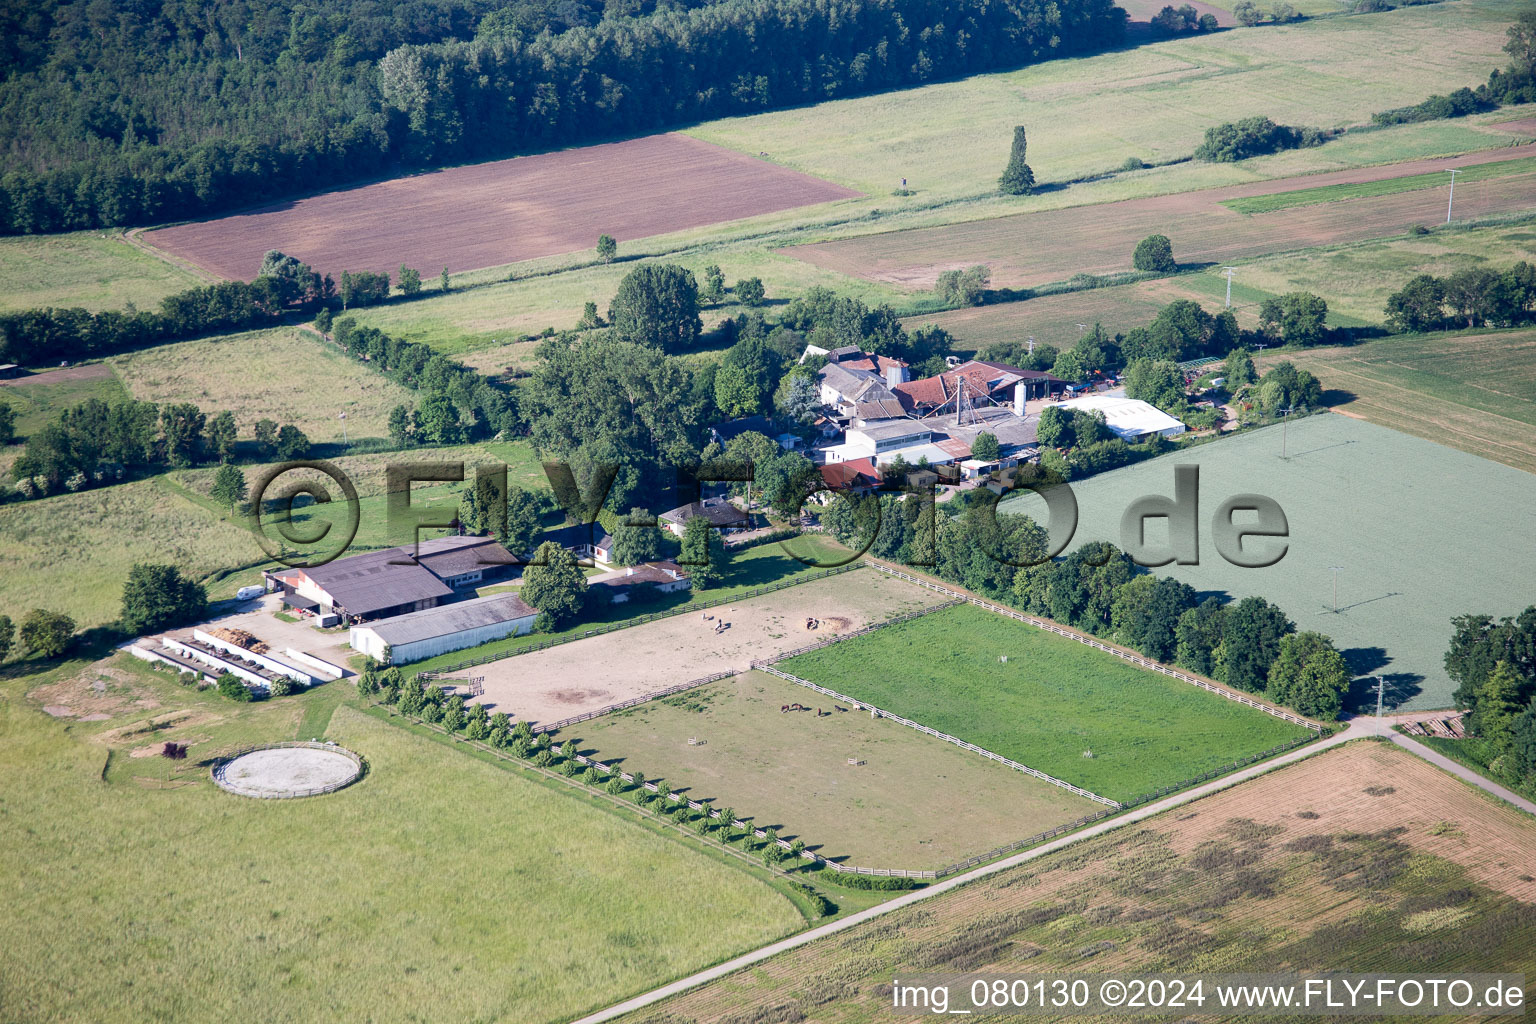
[0,656,802,1024]
[1223,155,1536,214]
[777,604,1310,802]
[567,670,1102,868]
[405,535,856,672]
[999,413,1536,711]
[0,230,204,313]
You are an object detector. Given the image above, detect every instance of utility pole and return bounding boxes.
[1328,565,1343,612]
[1279,405,1297,457]
[339,410,348,446]
[1223,267,1236,308]
[1375,675,1385,729]
[1446,168,1459,223]
[1026,336,1035,356]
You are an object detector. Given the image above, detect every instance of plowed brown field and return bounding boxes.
[613,742,1536,1024]
[141,133,862,280]
[787,147,1536,290]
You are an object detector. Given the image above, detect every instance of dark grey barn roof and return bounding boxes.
[303,536,510,616]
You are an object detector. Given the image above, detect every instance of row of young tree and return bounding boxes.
[1383,261,1536,333]
[0,0,1126,235]
[819,496,1353,719]
[1445,607,1536,792]
[366,668,809,865]
[4,396,309,498]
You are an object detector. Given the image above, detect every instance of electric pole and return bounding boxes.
[1223,267,1236,308]
[1279,405,1297,457]
[1446,168,1459,223]
[1329,565,1343,612]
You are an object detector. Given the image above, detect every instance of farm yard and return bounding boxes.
[1000,414,1536,711]
[109,329,416,442]
[0,660,803,1024]
[1258,327,1536,474]
[565,671,1102,869]
[787,148,1536,292]
[609,741,1536,1024]
[138,133,862,281]
[466,568,933,728]
[777,604,1312,803]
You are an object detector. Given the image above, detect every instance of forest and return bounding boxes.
[0,0,1126,234]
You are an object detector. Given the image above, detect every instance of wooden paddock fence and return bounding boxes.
[421,562,865,673]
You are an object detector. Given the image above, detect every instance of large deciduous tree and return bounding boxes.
[521,541,588,626]
[608,264,701,353]
[1265,631,1350,720]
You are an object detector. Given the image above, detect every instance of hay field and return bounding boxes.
[788,150,1536,291]
[566,671,1102,869]
[110,328,415,442]
[611,741,1536,1024]
[140,134,860,280]
[999,414,1536,711]
[778,604,1309,802]
[0,230,203,312]
[342,246,906,356]
[1258,327,1536,473]
[0,662,801,1024]
[901,220,1536,350]
[0,478,262,627]
[687,1,1521,203]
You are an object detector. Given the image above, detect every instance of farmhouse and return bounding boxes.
[588,561,692,603]
[816,352,910,422]
[542,521,617,565]
[267,535,518,623]
[1057,394,1187,441]
[658,495,752,537]
[349,592,538,664]
[895,360,1065,417]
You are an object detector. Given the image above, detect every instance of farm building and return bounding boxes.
[894,360,1066,416]
[349,592,538,664]
[542,521,617,565]
[658,496,752,537]
[588,561,692,604]
[1056,394,1187,441]
[267,535,518,624]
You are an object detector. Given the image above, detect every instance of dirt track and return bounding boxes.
[140,133,862,280]
[788,147,1536,290]
[469,569,930,728]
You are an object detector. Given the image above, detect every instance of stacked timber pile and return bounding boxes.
[207,628,269,654]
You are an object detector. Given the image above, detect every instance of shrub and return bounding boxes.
[216,672,252,702]
[1132,234,1177,273]
[1194,117,1325,161]
[820,872,927,890]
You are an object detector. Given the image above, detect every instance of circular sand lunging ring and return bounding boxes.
[213,742,365,799]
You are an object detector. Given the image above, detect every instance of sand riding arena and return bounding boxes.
[213,742,365,798]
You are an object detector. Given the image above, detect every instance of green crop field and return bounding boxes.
[1257,326,1536,473]
[1223,155,1536,213]
[777,604,1310,802]
[611,741,1536,1024]
[110,328,417,442]
[566,671,1101,868]
[0,367,131,443]
[999,413,1536,711]
[0,230,205,312]
[0,657,802,1024]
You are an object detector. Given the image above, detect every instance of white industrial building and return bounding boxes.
[1056,395,1187,442]
[349,592,538,665]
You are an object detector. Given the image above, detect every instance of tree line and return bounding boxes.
[0,0,1126,235]
[820,495,1352,720]
[5,395,309,499]
[1384,261,1536,333]
[1445,606,1536,794]
[1371,14,1536,125]
[0,250,380,367]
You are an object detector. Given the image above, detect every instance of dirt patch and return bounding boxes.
[29,663,159,720]
[141,133,862,280]
[790,148,1536,291]
[471,569,932,728]
[0,363,112,389]
[1488,117,1536,137]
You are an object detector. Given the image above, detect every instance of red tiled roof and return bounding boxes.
[819,458,879,490]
